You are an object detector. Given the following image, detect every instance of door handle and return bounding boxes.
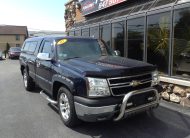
[36,61,41,68]
[28,60,33,64]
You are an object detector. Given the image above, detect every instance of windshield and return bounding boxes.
[56,38,113,60]
[10,47,21,52]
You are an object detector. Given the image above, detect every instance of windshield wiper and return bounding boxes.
[64,56,81,60]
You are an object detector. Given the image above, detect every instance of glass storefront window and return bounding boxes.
[75,30,81,36]
[82,28,89,37]
[173,8,190,78]
[147,12,171,74]
[90,26,99,39]
[112,21,125,57]
[128,17,145,61]
[100,24,111,47]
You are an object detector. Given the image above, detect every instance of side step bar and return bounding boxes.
[40,91,58,104]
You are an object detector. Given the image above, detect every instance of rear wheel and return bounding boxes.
[58,87,80,127]
[23,69,35,91]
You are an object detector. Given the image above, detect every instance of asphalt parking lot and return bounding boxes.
[0,59,190,138]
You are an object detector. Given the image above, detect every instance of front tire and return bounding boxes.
[58,87,80,127]
[23,69,35,91]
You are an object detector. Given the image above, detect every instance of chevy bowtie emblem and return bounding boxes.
[130,80,142,87]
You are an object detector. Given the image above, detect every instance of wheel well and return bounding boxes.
[21,65,29,75]
[21,65,25,75]
[52,81,71,100]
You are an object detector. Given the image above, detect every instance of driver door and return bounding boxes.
[36,39,53,93]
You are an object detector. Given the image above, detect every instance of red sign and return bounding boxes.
[81,0,126,15]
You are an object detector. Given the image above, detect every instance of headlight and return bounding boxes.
[151,71,159,86]
[87,77,111,97]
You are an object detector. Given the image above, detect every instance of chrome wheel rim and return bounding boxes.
[23,71,28,88]
[59,93,70,120]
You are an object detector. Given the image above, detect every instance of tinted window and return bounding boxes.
[42,41,53,54]
[90,26,99,39]
[173,8,190,78]
[28,42,38,53]
[56,39,112,60]
[128,17,145,61]
[10,47,21,52]
[75,30,81,36]
[147,12,171,74]
[100,24,111,47]
[82,28,90,37]
[23,42,30,51]
[112,21,125,57]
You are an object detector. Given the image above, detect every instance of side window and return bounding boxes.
[28,42,38,53]
[16,35,20,41]
[23,42,30,51]
[42,41,53,57]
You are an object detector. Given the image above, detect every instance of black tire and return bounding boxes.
[23,69,35,91]
[58,87,80,127]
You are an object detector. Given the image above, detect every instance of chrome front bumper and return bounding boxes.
[114,88,159,121]
[75,87,160,122]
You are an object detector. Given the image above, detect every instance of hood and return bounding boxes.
[60,56,156,78]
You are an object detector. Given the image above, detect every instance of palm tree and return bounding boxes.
[147,15,170,73]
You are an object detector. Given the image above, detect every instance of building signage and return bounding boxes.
[80,0,126,15]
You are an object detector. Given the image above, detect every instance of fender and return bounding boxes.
[51,74,75,94]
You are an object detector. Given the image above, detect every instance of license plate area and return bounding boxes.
[126,91,156,109]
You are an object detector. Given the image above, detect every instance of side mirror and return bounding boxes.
[114,50,121,56]
[37,53,52,61]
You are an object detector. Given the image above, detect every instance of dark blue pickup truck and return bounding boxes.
[19,36,161,127]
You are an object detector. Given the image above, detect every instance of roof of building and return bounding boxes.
[0,25,28,36]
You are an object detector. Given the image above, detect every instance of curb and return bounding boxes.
[160,100,190,117]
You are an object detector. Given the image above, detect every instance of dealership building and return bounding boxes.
[65,0,190,89]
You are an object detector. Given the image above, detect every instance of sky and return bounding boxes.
[0,0,67,31]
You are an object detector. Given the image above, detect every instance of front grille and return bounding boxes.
[108,73,152,96]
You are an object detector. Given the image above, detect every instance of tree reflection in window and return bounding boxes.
[173,8,190,78]
[147,12,171,74]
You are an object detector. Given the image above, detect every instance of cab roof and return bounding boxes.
[26,36,97,42]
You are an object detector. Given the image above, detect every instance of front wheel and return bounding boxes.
[23,69,35,91]
[58,87,80,127]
